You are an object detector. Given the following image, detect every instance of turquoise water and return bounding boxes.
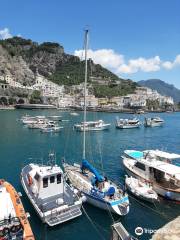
[0,110,180,240]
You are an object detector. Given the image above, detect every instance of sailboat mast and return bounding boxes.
[83,29,89,160]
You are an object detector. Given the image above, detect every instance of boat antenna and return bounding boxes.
[83,29,89,160]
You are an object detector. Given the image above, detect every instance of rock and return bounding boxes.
[152,217,180,240]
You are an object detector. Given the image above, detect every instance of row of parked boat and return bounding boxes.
[1,148,179,239]
[116,116,164,129]
[20,115,164,133]
[21,115,63,133]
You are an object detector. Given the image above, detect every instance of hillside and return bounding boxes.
[0,36,137,97]
[138,79,180,103]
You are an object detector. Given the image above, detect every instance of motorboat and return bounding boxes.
[21,154,82,226]
[27,119,48,129]
[125,176,158,203]
[124,149,180,166]
[64,30,129,216]
[122,154,180,201]
[70,112,79,116]
[116,118,140,129]
[21,115,46,125]
[0,179,35,240]
[64,161,129,216]
[144,117,164,127]
[40,123,63,133]
[74,120,111,131]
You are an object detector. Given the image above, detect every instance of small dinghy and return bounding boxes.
[125,176,158,203]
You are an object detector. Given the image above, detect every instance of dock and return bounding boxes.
[111,222,136,240]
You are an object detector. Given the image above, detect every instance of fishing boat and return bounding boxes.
[116,118,140,129]
[74,120,111,131]
[144,117,164,127]
[21,153,82,226]
[122,155,180,201]
[0,179,35,240]
[125,176,158,203]
[63,30,129,216]
[124,149,180,166]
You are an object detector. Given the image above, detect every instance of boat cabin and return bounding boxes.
[28,164,64,199]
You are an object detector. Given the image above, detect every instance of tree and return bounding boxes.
[8,97,17,105]
[30,90,43,104]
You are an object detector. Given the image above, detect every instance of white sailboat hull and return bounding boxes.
[83,191,129,215]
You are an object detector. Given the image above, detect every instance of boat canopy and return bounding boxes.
[135,158,180,180]
[147,150,180,159]
[81,160,104,182]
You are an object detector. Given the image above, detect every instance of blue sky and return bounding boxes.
[0,0,180,88]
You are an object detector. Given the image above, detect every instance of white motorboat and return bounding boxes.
[125,176,158,203]
[0,179,35,240]
[144,117,164,127]
[21,154,82,226]
[64,30,129,216]
[116,118,140,129]
[70,112,79,116]
[122,154,180,201]
[74,120,111,131]
[21,115,46,125]
[27,119,48,129]
[124,149,180,166]
[40,123,63,133]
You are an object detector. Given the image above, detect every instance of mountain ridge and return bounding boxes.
[138,79,180,103]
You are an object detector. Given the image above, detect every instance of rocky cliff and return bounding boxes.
[0,37,120,85]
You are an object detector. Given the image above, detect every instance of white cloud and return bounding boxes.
[74,48,180,75]
[117,56,161,74]
[0,28,12,39]
[162,55,180,70]
[74,49,124,69]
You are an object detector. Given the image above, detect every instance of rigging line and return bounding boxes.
[128,194,169,220]
[81,205,106,240]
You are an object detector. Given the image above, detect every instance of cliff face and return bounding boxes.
[0,44,35,85]
[0,37,120,86]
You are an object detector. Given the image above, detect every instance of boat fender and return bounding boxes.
[81,195,87,203]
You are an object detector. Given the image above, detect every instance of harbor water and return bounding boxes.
[0,110,180,240]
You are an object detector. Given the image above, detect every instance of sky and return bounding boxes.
[0,0,180,88]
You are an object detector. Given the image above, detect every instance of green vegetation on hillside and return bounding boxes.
[93,81,137,98]
[29,90,43,104]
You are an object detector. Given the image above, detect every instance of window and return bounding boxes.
[57,174,61,184]
[34,173,40,181]
[43,178,48,188]
[50,176,55,183]
[135,162,146,171]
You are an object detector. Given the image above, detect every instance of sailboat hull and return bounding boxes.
[83,191,129,215]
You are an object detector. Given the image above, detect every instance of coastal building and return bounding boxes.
[77,95,98,107]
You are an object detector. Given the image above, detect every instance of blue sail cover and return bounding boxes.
[81,160,104,182]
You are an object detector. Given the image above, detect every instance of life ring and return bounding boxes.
[27,175,33,186]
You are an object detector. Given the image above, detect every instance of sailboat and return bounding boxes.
[63,30,129,216]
